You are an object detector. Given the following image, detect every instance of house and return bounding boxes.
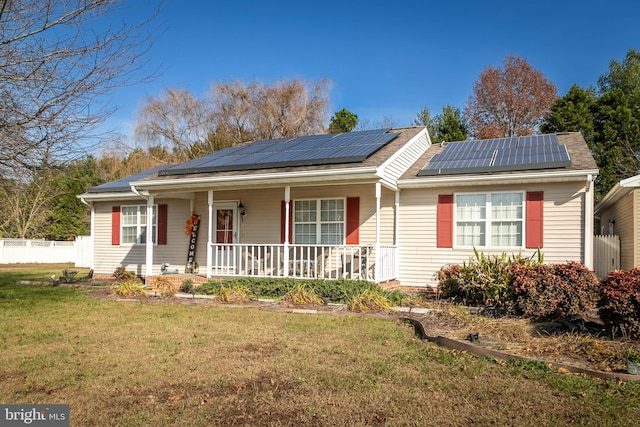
[78,128,598,291]
[594,174,640,271]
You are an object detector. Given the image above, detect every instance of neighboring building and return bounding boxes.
[595,174,640,271]
[78,128,598,290]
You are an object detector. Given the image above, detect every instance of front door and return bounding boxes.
[214,202,238,272]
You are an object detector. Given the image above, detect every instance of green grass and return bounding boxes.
[1,264,639,426]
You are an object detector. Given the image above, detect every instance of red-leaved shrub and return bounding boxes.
[511,262,599,320]
[598,269,640,339]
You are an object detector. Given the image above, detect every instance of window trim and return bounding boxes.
[453,191,525,249]
[292,197,346,245]
[120,204,158,246]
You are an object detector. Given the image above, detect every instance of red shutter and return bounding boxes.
[526,191,544,248]
[437,195,453,248]
[111,206,121,245]
[346,197,360,245]
[280,201,293,244]
[158,204,168,245]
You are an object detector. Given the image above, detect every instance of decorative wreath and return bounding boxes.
[185,211,201,236]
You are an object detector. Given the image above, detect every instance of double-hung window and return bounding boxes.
[455,192,524,248]
[293,199,345,244]
[121,205,157,245]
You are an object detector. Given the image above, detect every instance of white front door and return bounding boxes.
[214,202,238,271]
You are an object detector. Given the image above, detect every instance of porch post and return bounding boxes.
[374,182,381,281]
[394,190,400,277]
[207,190,213,278]
[284,186,290,277]
[145,194,154,277]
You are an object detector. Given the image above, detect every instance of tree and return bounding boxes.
[539,49,640,201]
[135,88,213,161]
[540,85,596,142]
[328,108,358,133]
[465,55,557,139]
[211,78,331,144]
[414,105,468,143]
[137,78,332,154]
[0,0,161,173]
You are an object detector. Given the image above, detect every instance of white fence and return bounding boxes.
[0,237,93,267]
[593,234,620,279]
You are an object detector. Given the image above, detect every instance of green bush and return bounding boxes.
[193,277,393,304]
[180,279,193,293]
[598,269,640,339]
[511,261,599,320]
[437,249,543,308]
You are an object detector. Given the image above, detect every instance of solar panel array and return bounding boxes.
[418,134,571,176]
[87,165,167,193]
[159,129,399,176]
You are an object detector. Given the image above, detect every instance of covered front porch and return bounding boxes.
[207,243,397,282]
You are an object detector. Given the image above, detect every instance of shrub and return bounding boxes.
[282,284,323,306]
[113,266,136,282]
[347,288,395,312]
[155,276,178,298]
[216,284,251,303]
[511,261,599,320]
[437,249,543,308]
[180,279,193,293]
[112,281,147,297]
[598,269,640,339]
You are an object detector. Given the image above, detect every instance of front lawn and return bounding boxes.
[0,264,639,426]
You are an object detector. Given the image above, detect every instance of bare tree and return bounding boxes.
[0,0,162,173]
[210,78,331,145]
[465,55,557,139]
[135,88,213,161]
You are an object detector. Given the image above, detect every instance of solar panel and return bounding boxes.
[87,165,168,193]
[159,129,399,176]
[418,134,571,176]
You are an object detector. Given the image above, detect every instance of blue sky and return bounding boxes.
[102,0,640,145]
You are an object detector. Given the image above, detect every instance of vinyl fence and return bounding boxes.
[0,237,93,267]
[593,234,620,279]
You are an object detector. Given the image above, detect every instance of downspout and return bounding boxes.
[394,190,400,280]
[584,174,595,269]
[374,182,381,281]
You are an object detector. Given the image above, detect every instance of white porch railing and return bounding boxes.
[208,244,398,282]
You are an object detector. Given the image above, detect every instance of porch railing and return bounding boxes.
[208,243,397,283]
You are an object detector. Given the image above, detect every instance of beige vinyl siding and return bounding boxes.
[188,184,392,269]
[92,199,191,276]
[600,191,635,270]
[381,130,430,183]
[397,181,588,288]
[635,191,640,268]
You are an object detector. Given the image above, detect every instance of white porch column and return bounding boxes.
[145,194,154,277]
[374,182,381,281]
[90,203,95,271]
[207,190,214,278]
[284,186,290,277]
[584,174,595,269]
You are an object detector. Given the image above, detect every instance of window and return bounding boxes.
[121,205,157,245]
[455,192,523,248]
[293,199,344,244]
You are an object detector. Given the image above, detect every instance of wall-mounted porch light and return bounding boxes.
[238,202,246,217]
